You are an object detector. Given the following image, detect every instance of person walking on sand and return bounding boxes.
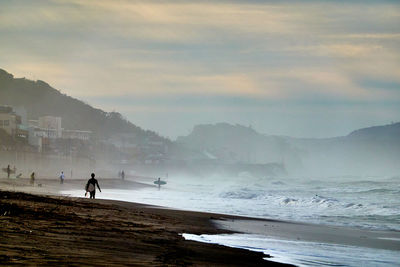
[59,171,65,184]
[7,165,11,179]
[30,172,35,185]
[121,170,125,180]
[85,173,101,199]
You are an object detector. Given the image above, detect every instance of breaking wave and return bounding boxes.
[63,175,400,231]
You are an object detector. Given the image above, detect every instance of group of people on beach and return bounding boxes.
[3,163,101,199]
[3,164,29,180]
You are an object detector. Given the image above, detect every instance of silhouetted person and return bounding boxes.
[85,173,101,199]
[7,165,10,179]
[30,172,35,185]
[59,171,65,184]
[121,170,125,180]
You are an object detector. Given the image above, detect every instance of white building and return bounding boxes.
[29,127,59,139]
[38,116,62,138]
[62,129,92,141]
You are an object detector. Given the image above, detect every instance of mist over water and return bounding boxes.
[64,174,400,231]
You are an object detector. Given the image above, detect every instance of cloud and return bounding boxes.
[0,1,320,44]
[1,0,400,138]
[328,33,400,40]
[287,44,384,58]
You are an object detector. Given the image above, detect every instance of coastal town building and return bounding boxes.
[28,120,39,127]
[38,116,62,138]
[62,129,92,141]
[0,105,20,136]
[1,106,92,152]
[28,127,43,152]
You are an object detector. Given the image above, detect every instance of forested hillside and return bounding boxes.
[0,69,165,142]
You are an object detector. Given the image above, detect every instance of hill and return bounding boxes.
[284,122,400,176]
[0,68,166,143]
[348,122,400,140]
[178,122,400,176]
[177,123,302,170]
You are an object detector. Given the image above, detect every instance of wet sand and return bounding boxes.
[0,178,289,266]
[214,218,400,251]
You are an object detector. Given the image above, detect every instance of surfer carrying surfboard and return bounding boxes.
[154,177,167,190]
[85,173,102,199]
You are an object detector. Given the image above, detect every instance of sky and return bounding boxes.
[1,0,399,139]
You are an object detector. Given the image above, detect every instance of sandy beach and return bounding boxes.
[1,176,399,266]
[0,177,291,266]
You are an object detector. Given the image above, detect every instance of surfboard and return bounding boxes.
[154,180,167,185]
[87,183,95,192]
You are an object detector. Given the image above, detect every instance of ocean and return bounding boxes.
[62,174,400,266]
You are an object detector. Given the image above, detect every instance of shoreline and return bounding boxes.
[0,177,291,266]
[1,177,399,265]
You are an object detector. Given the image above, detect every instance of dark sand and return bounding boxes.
[0,178,290,266]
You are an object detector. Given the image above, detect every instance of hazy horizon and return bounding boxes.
[1,0,399,139]
[1,68,397,140]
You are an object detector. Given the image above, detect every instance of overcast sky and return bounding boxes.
[1,0,399,139]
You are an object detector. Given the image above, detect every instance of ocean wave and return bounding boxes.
[356,188,399,194]
[219,188,263,199]
[311,195,338,204]
[344,203,363,208]
[281,197,298,204]
[275,194,367,212]
[271,181,286,185]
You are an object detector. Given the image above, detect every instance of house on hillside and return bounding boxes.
[25,115,92,153]
[0,105,20,137]
[1,105,93,153]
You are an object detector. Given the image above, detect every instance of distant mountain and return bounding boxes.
[285,122,400,176]
[177,123,302,170]
[0,68,166,143]
[348,122,400,140]
[178,122,400,176]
